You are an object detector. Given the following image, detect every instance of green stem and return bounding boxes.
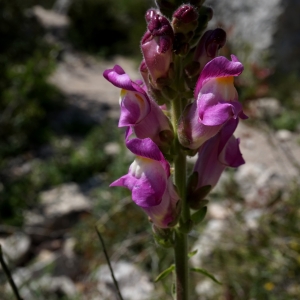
[171,92,190,300]
[174,230,189,300]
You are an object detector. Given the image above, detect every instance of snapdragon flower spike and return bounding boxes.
[141,13,174,88]
[110,137,180,228]
[188,118,245,208]
[103,65,173,151]
[178,55,247,149]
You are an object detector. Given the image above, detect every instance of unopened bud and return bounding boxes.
[145,8,160,23]
[194,28,226,71]
[141,15,174,87]
[172,4,198,52]
[205,28,226,57]
[173,4,198,24]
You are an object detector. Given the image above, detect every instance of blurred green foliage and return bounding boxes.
[194,181,300,300]
[67,0,152,58]
[0,0,64,159]
[0,121,121,225]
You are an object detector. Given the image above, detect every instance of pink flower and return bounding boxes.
[103,65,173,151]
[188,119,245,208]
[178,55,247,150]
[141,13,174,87]
[110,137,180,228]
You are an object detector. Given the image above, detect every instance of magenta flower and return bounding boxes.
[188,119,245,208]
[141,13,174,87]
[110,137,180,228]
[178,55,247,149]
[103,65,173,150]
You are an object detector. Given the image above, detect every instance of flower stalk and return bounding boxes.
[103,1,247,299]
[171,93,190,300]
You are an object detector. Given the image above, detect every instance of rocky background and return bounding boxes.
[1,1,300,299]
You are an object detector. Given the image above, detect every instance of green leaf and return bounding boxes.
[155,264,175,282]
[188,249,198,258]
[171,282,176,299]
[191,206,207,224]
[191,267,222,285]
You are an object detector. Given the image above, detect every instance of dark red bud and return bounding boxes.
[173,4,198,23]
[145,8,159,23]
[147,15,174,38]
[205,28,226,57]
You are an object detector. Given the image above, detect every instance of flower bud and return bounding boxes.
[141,14,174,89]
[172,4,198,35]
[172,5,198,56]
[194,28,226,72]
[145,8,160,23]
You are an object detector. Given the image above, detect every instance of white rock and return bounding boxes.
[275,129,292,141]
[191,219,226,266]
[196,278,221,299]
[243,209,264,229]
[96,261,154,300]
[249,98,281,119]
[235,163,286,206]
[40,183,91,218]
[0,232,31,264]
[104,142,121,155]
[208,202,229,220]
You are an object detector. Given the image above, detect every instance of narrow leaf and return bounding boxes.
[191,206,207,224]
[191,267,222,285]
[155,264,175,282]
[171,282,176,299]
[188,249,198,258]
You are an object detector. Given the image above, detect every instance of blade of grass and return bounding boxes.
[0,244,23,300]
[95,226,124,300]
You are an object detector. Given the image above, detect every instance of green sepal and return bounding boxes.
[187,174,212,209]
[191,206,207,224]
[188,249,198,258]
[152,225,174,248]
[190,267,222,285]
[149,87,168,105]
[154,264,175,282]
[161,86,178,101]
[193,184,212,202]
